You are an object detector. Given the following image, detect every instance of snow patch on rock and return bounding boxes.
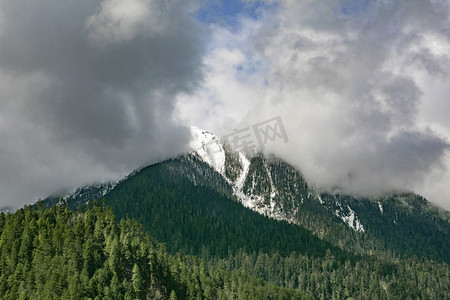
[378,201,384,213]
[336,205,365,232]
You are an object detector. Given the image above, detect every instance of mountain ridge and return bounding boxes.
[40,128,449,262]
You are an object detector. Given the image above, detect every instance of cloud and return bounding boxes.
[1,0,449,210]
[0,0,206,208]
[175,0,450,208]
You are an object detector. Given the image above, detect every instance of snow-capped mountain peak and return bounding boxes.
[190,126,226,175]
[189,126,254,207]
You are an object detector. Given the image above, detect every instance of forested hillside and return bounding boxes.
[0,205,309,299]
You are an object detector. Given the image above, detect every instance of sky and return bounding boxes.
[0,0,449,210]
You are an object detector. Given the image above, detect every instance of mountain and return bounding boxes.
[42,127,449,263]
[34,128,450,298]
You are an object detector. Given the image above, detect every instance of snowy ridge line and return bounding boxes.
[50,182,119,208]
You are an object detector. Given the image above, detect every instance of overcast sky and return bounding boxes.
[1,0,450,210]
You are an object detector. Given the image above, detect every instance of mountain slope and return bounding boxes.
[319,192,450,261]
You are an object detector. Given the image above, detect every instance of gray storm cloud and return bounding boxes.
[0,0,206,208]
[175,0,450,208]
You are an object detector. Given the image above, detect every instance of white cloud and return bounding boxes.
[176,0,450,209]
[174,19,268,134]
